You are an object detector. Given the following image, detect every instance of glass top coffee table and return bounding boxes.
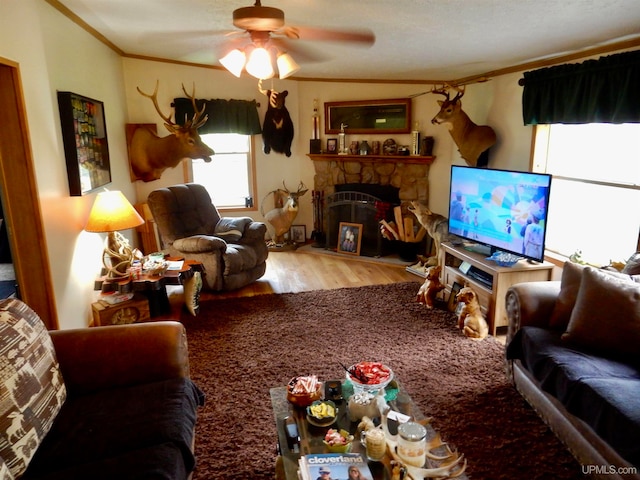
[270,381,468,480]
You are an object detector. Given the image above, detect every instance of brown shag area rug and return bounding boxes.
[181,282,585,480]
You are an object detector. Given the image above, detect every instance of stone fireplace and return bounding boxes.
[308,153,435,256]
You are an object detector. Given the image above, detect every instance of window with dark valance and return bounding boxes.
[521,49,640,125]
[173,98,262,135]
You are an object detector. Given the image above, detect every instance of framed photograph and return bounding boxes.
[326,138,338,153]
[337,222,363,256]
[447,282,463,312]
[290,225,306,244]
[57,91,112,196]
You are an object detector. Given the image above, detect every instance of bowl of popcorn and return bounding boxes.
[323,428,353,453]
[286,375,322,408]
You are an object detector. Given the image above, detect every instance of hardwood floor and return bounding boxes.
[163,248,419,317]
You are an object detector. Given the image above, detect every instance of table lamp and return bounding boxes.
[85,190,144,278]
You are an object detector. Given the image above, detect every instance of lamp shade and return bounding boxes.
[277,52,300,79]
[85,190,144,233]
[245,47,275,79]
[220,49,246,77]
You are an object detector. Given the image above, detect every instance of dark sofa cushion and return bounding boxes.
[23,377,204,480]
[507,326,640,467]
[565,377,640,467]
[22,442,189,480]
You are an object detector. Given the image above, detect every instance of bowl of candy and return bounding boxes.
[307,400,337,427]
[286,375,322,408]
[323,428,353,453]
[345,362,393,394]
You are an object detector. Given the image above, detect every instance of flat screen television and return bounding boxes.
[448,165,552,263]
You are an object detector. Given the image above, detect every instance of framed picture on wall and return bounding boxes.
[57,91,112,196]
[337,222,363,256]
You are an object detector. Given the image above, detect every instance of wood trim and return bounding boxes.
[0,62,58,329]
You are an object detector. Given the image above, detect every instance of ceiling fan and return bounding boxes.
[219,0,375,79]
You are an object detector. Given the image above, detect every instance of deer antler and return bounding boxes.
[450,84,465,102]
[431,86,451,101]
[137,80,174,125]
[181,83,208,129]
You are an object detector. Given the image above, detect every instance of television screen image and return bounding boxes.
[448,165,552,262]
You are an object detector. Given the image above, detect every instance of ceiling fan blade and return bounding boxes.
[270,38,329,63]
[281,25,375,46]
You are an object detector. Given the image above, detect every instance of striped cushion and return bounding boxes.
[0,299,66,477]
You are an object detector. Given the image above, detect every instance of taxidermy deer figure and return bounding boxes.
[130,81,214,182]
[261,181,308,245]
[431,86,496,167]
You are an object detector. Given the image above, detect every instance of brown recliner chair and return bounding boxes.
[147,183,268,291]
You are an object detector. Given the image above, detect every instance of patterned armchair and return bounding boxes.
[147,183,268,291]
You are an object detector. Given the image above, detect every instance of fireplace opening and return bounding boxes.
[326,184,400,257]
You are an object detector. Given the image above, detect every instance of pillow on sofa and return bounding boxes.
[562,266,640,362]
[214,217,252,242]
[0,299,67,478]
[0,458,14,480]
[549,261,640,330]
[549,261,585,329]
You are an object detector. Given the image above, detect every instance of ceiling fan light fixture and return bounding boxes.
[245,46,274,79]
[277,52,300,79]
[220,49,246,77]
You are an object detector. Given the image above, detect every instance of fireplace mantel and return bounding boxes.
[307,153,435,165]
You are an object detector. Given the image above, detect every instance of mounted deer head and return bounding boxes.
[128,81,214,182]
[431,86,496,167]
[260,181,308,244]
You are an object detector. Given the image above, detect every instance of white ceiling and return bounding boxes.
[55,0,640,82]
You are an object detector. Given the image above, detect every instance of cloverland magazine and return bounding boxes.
[299,453,373,480]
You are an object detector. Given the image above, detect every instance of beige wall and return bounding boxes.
[0,0,619,328]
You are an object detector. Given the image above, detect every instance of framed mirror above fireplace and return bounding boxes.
[324,98,411,134]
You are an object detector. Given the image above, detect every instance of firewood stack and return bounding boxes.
[379,206,427,243]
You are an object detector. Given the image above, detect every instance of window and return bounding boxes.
[532,123,640,265]
[191,133,256,209]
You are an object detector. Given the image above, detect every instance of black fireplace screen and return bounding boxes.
[326,191,393,257]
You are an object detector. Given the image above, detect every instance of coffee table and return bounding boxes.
[270,381,469,480]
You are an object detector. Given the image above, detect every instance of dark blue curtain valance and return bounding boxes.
[174,98,262,135]
[521,49,640,125]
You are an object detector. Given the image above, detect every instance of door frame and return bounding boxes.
[0,57,58,329]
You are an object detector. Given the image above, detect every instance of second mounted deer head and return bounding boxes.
[431,86,496,167]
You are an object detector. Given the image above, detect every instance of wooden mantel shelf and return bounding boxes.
[307,153,435,165]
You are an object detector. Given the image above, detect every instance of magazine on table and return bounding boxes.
[298,453,373,480]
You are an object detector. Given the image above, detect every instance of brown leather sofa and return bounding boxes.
[147,183,268,291]
[0,298,203,480]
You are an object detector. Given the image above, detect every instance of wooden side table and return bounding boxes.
[94,259,204,317]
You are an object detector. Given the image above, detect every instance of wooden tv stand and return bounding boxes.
[439,242,553,335]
